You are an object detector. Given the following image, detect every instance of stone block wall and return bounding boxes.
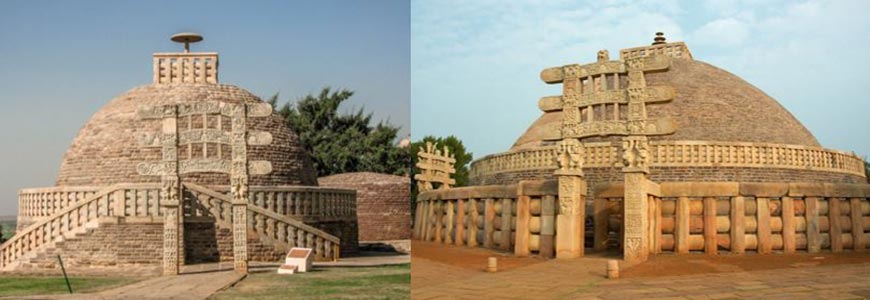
[21,219,163,276]
[319,172,411,241]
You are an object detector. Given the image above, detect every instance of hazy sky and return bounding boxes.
[412,0,870,163]
[0,0,409,215]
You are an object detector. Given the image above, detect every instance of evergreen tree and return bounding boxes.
[269,88,410,177]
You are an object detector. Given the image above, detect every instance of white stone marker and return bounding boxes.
[278,247,313,274]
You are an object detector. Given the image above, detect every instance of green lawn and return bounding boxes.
[0,276,141,297]
[211,264,410,300]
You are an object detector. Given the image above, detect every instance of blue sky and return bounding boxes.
[412,0,870,162]
[0,0,409,215]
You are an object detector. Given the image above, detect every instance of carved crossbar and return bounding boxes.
[415,142,457,191]
[135,101,274,176]
[539,52,677,141]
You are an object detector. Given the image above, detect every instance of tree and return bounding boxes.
[409,135,473,219]
[410,135,473,187]
[865,158,870,184]
[268,88,410,177]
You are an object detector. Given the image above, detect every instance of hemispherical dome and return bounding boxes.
[511,58,820,150]
[56,84,318,186]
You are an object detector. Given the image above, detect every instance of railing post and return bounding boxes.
[455,199,465,247]
[515,183,531,257]
[467,198,479,248]
[731,196,745,254]
[806,197,821,253]
[851,198,865,251]
[782,196,796,254]
[540,195,556,258]
[484,198,495,248]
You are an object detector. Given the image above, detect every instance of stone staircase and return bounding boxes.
[0,183,342,274]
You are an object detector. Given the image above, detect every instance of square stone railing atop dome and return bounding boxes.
[153,52,219,84]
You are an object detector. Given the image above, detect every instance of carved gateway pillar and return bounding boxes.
[159,106,182,276]
[554,139,586,258]
[230,103,250,273]
[621,136,650,263]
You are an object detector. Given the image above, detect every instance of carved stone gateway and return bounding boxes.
[137,101,274,274]
[414,142,456,192]
[540,38,679,263]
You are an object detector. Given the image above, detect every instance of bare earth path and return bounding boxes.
[412,241,870,300]
[7,271,244,300]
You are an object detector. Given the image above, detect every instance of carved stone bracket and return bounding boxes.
[622,136,651,174]
[555,138,584,177]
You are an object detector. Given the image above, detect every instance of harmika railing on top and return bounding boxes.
[469,141,867,180]
[184,183,340,261]
[1,183,160,269]
[153,52,219,84]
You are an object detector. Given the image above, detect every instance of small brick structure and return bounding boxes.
[319,172,411,242]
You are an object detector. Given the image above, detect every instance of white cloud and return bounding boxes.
[690,17,750,46]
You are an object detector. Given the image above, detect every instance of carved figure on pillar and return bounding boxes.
[622,136,650,173]
[555,138,584,176]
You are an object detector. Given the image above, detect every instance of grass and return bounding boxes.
[211,264,410,300]
[0,275,141,297]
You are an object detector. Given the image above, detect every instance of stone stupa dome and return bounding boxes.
[55,84,318,187]
[512,58,820,150]
[470,36,866,186]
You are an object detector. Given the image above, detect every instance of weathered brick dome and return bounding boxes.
[56,83,318,187]
[512,58,819,150]
[470,41,866,186]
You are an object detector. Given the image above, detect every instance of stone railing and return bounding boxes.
[153,52,219,84]
[19,185,356,229]
[592,182,870,255]
[1,183,160,270]
[211,186,357,222]
[414,180,560,257]
[620,42,693,60]
[469,141,867,181]
[17,187,100,231]
[184,183,340,261]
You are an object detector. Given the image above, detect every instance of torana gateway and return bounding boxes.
[1,34,359,275]
[413,34,869,263]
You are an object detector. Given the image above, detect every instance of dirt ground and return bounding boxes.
[412,240,870,279]
[623,251,870,278]
[411,240,547,272]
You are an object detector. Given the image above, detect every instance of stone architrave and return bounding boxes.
[622,136,650,264]
[538,54,676,142]
[554,138,586,258]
